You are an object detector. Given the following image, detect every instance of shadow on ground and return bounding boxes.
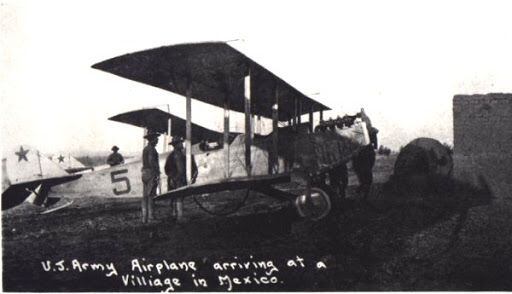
[3,170,502,291]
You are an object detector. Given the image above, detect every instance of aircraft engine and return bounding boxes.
[294,187,332,221]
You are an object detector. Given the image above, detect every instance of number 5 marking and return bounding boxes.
[111,169,131,195]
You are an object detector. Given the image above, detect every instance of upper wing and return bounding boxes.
[154,173,291,201]
[92,42,330,122]
[109,108,239,144]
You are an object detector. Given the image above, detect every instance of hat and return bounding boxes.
[111,145,119,151]
[144,130,160,139]
[169,136,184,146]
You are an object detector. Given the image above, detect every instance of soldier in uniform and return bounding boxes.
[106,145,124,166]
[352,108,379,200]
[141,130,160,223]
[164,136,197,221]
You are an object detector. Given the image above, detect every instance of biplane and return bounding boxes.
[90,42,370,220]
[2,42,370,220]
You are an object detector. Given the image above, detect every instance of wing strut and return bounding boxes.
[186,84,192,184]
[298,99,302,125]
[293,97,298,131]
[223,83,230,178]
[163,104,172,153]
[271,84,279,174]
[309,105,314,132]
[181,83,192,222]
[244,71,252,176]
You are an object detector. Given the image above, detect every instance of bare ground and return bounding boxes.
[3,155,512,291]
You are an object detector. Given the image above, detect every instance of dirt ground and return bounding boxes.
[2,154,512,291]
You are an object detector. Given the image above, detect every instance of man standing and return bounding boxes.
[164,136,197,221]
[107,145,124,166]
[352,108,379,200]
[141,130,160,223]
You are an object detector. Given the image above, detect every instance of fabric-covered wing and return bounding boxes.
[109,108,239,144]
[92,42,330,121]
[154,173,290,201]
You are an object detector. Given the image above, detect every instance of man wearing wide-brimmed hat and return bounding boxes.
[164,136,197,221]
[141,130,160,223]
[106,145,124,166]
[352,108,378,200]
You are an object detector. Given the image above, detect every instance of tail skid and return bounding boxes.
[40,200,74,214]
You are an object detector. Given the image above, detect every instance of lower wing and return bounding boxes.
[154,173,291,201]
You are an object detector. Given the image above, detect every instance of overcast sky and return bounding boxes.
[2,0,511,157]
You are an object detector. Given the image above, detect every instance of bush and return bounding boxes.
[378,145,392,156]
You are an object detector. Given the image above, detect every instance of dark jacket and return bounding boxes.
[107,152,124,166]
[164,149,198,188]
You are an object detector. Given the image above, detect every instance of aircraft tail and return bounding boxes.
[2,174,81,211]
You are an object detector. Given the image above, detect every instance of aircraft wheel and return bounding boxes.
[294,186,332,221]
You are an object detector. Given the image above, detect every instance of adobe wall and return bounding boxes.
[453,93,512,155]
[452,93,512,198]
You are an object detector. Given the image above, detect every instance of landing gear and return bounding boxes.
[310,168,347,212]
[292,170,342,221]
[294,186,332,221]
